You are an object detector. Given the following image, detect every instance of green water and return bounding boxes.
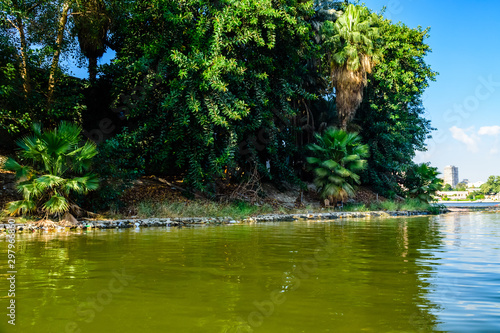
[1,213,500,333]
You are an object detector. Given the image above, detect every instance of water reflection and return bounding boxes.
[1,214,499,332]
[426,213,500,332]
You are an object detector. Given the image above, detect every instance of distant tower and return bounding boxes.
[444,165,459,188]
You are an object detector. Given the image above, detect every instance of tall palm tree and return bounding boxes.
[307,127,369,201]
[322,4,382,129]
[4,122,99,219]
[73,0,110,82]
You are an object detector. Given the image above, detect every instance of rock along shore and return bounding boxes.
[0,210,439,232]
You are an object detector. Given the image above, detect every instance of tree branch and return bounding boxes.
[5,18,18,30]
[27,2,42,14]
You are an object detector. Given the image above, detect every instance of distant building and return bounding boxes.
[436,191,469,200]
[443,165,459,188]
[462,179,469,185]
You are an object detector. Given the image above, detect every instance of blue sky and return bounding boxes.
[362,0,500,182]
[70,1,500,182]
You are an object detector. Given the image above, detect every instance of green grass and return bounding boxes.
[400,199,432,211]
[2,197,444,223]
[129,198,441,220]
[134,200,275,219]
[365,199,436,212]
[342,203,369,212]
[377,200,400,211]
[0,211,33,223]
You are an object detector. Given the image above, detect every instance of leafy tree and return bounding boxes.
[0,0,38,96]
[404,163,442,203]
[1,0,79,107]
[442,183,452,191]
[108,0,315,192]
[479,175,500,195]
[306,127,369,201]
[1,0,85,136]
[0,32,31,135]
[455,182,467,191]
[321,3,382,129]
[355,19,437,198]
[3,122,99,219]
[466,191,482,200]
[85,131,145,211]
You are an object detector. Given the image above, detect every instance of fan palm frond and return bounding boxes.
[405,163,443,203]
[307,127,369,201]
[44,194,69,215]
[4,122,99,219]
[4,158,34,181]
[17,180,47,200]
[6,199,36,216]
[37,174,66,188]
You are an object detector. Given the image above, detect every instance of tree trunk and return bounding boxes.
[17,18,31,96]
[7,15,31,97]
[47,1,72,107]
[88,56,97,83]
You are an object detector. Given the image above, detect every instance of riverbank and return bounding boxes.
[0,209,443,232]
[438,200,499,204]
[1,167,447,227]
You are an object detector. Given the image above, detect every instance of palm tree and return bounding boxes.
[322,4,382,129]
[405,163,443,203]
[73,0,110,82]
[307,127,369,201]
[3,122,99,220]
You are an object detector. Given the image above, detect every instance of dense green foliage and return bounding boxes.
[1,0,441,212]
[0,32,30,134]
[107,0,316,192]
[479,176,500,195]
[467,192,484,200]
[355,19,437,198]
[86,132,145,211]
[306,128,368,200]
[0,0,86,136]
[404,163,443,203]
[4,122,99,217]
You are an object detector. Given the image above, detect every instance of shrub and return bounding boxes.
[404,163,443,203]
[306,128,369,201]
[4,122,99,219]
[86,132,145,212]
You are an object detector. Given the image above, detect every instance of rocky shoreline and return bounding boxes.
[0,210,440,232]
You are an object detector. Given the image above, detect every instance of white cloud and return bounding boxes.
[478,125,500,136]
[449,126,479,152]
[414,150,432,164]
[477,126,500,154]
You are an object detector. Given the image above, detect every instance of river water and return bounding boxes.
[1,212,499,333]
[440,202,500,207]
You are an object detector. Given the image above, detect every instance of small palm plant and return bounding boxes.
[3,122,99,220]
[306,128,369,202]
[405,163,443,203]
